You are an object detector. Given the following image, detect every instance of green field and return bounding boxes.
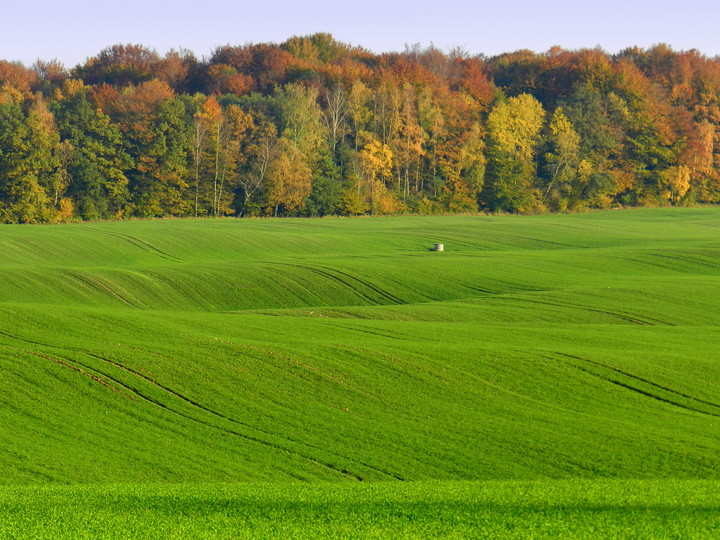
[2,208,720,537]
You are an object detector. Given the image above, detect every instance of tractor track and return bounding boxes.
[70,271,144,309]
[273,262,406,305]
[0,329,403,481]
[510,296,674,326]
[82,227,182,263]
[554,352,720,417]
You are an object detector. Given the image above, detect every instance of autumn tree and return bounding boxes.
[108,79,189,216]
[215,104,253,215]
[658,165,691,203]
[52,82,130,219]
[416,85,446,194]
[0,62,37,97]
[274,83,326,160]
[266,137,312,215]
[156,49,200,93]
[437,121,485,212]
[392,83,426,200]
[483,93,545,212]
[205,64,253,96]
[321,85,349,156]
[371,79,400,146]
[542,107,583,210]
[74,44,160,86]
[347,80,373,148]
[236,117,276,216]
[357,132,401,214]
[209,43,293,93]
[32,59,68,96]
[190,95,226,216]
[0,92,58,222]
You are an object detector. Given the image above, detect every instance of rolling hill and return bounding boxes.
[2,209,719,485]
[2,209,720,537]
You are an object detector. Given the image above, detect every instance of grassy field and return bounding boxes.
[1,208,720,536]
[1,480,719,539]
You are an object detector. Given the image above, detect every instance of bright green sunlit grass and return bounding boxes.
[2,480,719,539]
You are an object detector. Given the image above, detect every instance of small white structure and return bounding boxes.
[433,243,444,252]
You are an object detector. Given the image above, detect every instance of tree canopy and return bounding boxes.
[2,37,720,222]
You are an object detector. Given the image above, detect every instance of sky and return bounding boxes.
[3,0,720,67]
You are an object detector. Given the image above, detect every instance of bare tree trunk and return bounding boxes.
[238,136,273,217]
[213,122,222,216]
[322,86,348,158]
[193,120,206,218]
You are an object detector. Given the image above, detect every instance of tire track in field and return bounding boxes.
[333,324,428,343]
[70,271,145,309]
[509,296,674,326]
[26,342,368,481]
[82,352,377,481]
[17,349,136,401]
[463,284,499,295]
[0,329,402,481]
[482,231,575,250]
[82,227,182,263]
[96,348,404,481]
[265,266,323,305]
[269,263,379,305]
[326,266,405,304]
[554,352,720,417]
[650,252,720,271]
[294,263,406,305]
[204,340,405,480]
[557,352,720,409]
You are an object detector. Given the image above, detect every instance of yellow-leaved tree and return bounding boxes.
[543,107,582,210]
[266,137,312,215]
[358,132,403,214]
[482,93,545,213]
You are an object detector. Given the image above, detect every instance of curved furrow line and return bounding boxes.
[324,266,406,305]
[175,342,404,480]
[336,325,421,343]
[19,349,136,401]
[280,264,380,305]
[82,227,182,263]
[21,346,364,481]
[0,329,59,348]
[554,355,720,417]
[650,252,720,271]
[510,296,674,326]
[556,352,720,410]
[481,231,575,250]
[70,271,143,309]
[463,284,498,295]
[118,233,184,263]
[266,266,325,305]
[607,379,720,417]
[271,262,406,306]
[0,329,400,481]
[81,351,404,481]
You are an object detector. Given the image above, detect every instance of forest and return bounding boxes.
[1,33,719,222]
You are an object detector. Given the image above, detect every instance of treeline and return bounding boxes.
[1,34,720,223]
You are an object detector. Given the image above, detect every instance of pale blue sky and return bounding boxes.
[3,0,719,67]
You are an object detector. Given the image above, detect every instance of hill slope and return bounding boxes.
[1,209,720,483]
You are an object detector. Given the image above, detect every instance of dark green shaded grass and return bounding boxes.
[1,480,718,539]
